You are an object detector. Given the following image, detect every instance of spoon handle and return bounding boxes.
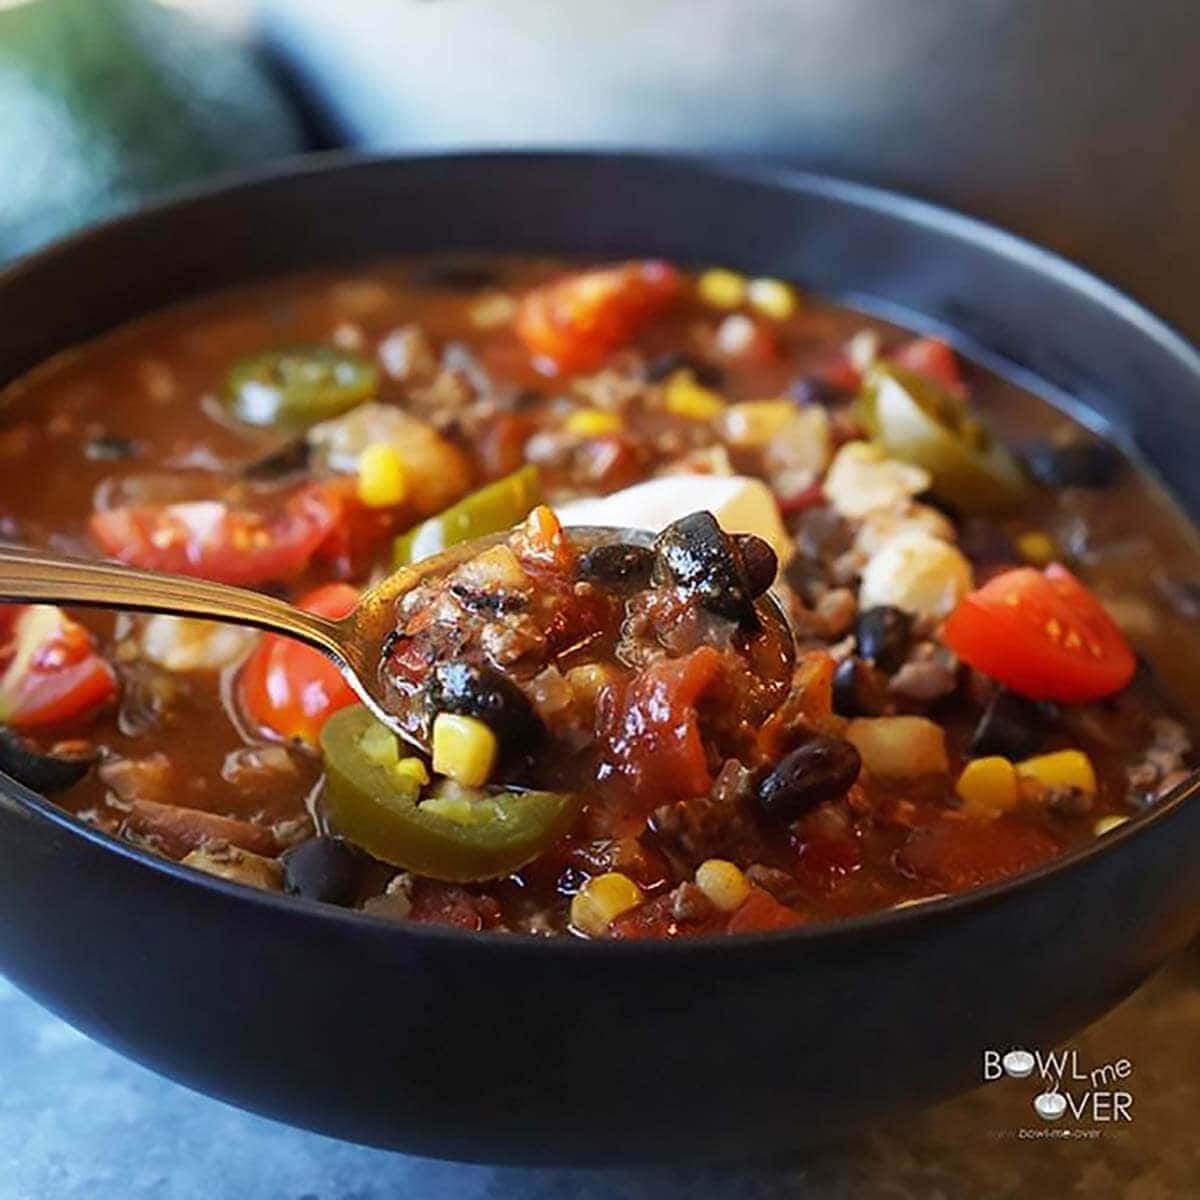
[0,544,344,658]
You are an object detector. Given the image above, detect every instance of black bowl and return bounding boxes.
[1,153,1199,1165]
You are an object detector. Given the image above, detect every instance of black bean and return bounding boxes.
[578,542,656,584]
[831,657,891,718]
[84,434,139,461]
[734,534,778,597]
[426,661,542,744]
[652,511,757,626]
[1023,435,1120,488]
[758,736,862,820]
[645,352,723,388]
[0,726,96,794]
[854,606,912,673]
[968,689,1050,761]
[281,837,368,906]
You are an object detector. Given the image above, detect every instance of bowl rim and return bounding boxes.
[3,147,1199,958]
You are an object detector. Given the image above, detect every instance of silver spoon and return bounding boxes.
[0,532,795,754]
[0,538,502,753]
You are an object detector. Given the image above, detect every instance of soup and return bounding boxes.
[0,257,1193,937]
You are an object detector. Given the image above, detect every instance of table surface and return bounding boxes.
[3,941,1198,1200]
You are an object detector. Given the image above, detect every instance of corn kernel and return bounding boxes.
[718,399,796,448]
[431,713,498,788]
[357,442,408,508]
[570,872,644,936]
[358,720,400,768]
[1016,530,1058,566]
[695,859,751,912]
[664,370,726,420]
[697,268,747,309]
[565,408,623,438]
[1093,814,1129,836]
[1016,749,1097,796]
[747,277,798,321]
[955,756,1019,817]
[394,756,431,787]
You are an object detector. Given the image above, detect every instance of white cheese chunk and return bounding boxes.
[139,615,257,673]
[823,441,930,520]
[555,475,792,564]
[858,529,973,619]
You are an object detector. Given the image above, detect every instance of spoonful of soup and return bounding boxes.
[0,506,793,759]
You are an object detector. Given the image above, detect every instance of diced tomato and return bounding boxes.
[510,504,575,576]
[890,337,966,398]
[89,483,338,586]
[895,816,1061,892]
[608,892,724,940]
[515,260,681,373]
[942,564,1136,702]
[725,888,805,934]
[238,582,359,746]
[0,604,116,730]
[598,646,721,805]
[408,880,504,930]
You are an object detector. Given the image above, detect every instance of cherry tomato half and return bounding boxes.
[90,483,339,587]
[238,582,359,745]
[942,564,1136,703]
[0,605,117,730]
[515,260,681,373]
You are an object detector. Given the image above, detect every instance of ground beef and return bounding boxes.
[1126,717,1192,807]
[651,761,763,868]
[745,863,806,907]
[888,642,959,703]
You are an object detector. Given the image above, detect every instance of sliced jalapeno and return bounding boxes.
[393,464,542,565]
[225,346,378,428]
[320,705,581,882]
[857,364,1027,514]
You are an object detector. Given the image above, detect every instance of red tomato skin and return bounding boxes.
[516,260,681,373]
[890,336,966,397]
[89,484,338,586]
[942,564,1136,703]
[408,880,504,930]
[0,605,116,730]
[238,583,358,745]
[725,889,805,934]
[607,891,725,940]
[598,646,721,806]
[896,816,1061,893]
